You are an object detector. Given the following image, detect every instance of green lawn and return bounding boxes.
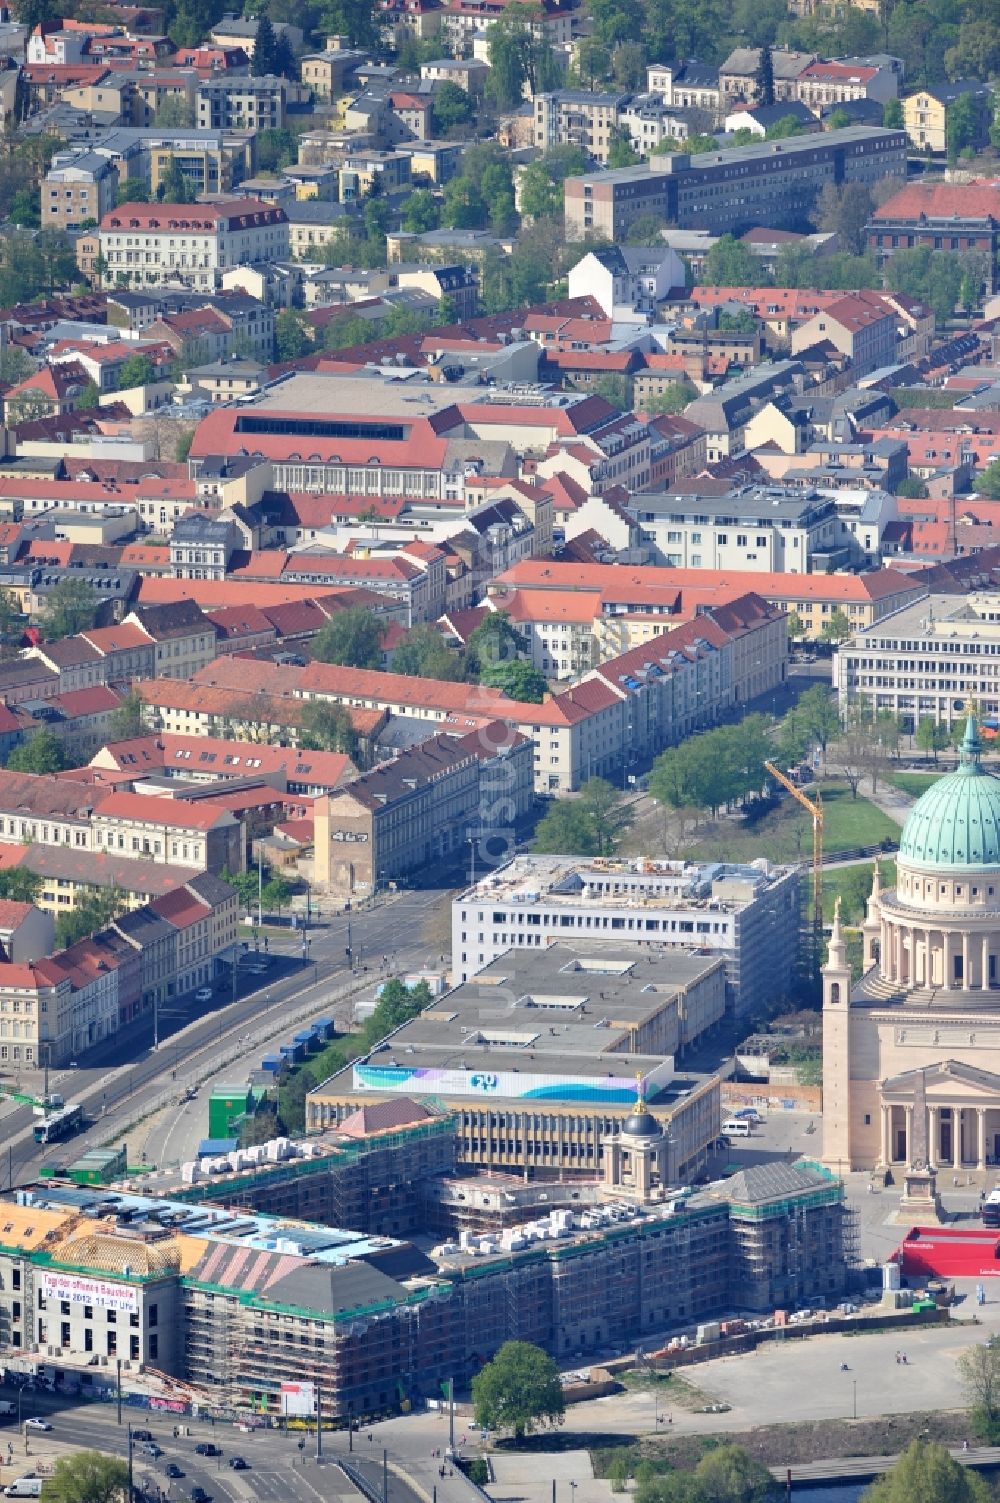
[887,771,940,797]
[692,779,900,866]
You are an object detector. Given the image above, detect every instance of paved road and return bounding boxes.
[0,886,450,1186]
[0,1392,478,1503]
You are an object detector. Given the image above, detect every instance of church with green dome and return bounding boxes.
[823,715,1000,1176]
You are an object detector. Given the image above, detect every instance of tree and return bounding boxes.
[261,870,292,919]
[7,729,65,774]
[624,212,670,244]
[256,127,297,172]
[116,177,149,205]
[827,107,851,130]
[299,700,359,761]
[718,308,758,335]
[77,380,102,411]
[316,0,384,49]
[221,866,259,916]
[362,977,432,1048]
[958,1340,1000,1442]
[883,97,903,129]
[947,89,981,163]
[176,428,195,463]
[109,688,148,742]
[251,7,280,74]
[155,94,195,128]
[466,610,527,679]
[787,610,803,638]
[518,147,588,220]
[55,885,128,948]
[885,245,964,326]
[392,624,463,681]
[694,1445,777,1503]
[485,3,559,109]
[591,374,634,410]
[795,684,842,768]
[43,1450,129,1503]
[534,778,634,856]
[312,607,384,669]
[0,866,42,904]
[820,608,851,644]
[974,458,1000,498]
[7,388,53,425]
[703,235,760,287]
[432,81,474,133]
[895,475,929,498]
[915,715,950,765]
[863,1439,990,1503]
[481,657,548,702]
[834,704,876,800]
[472,1340,565,1440]
[274,308,313,361]
[40,578,99,639]
[9,186,39,228]
[401,188,440,234]
[814,181,873,257]
[157,153,196,204]
[117,353,155,390]
[644,380,695,416]
[442,176,486,230]
[576,35,611,87]
[755,43,774,106]
[607,129,641,169]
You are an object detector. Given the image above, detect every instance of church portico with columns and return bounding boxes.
[823,715,1000,1173]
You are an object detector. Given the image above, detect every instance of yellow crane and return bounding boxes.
[764,760,824,961]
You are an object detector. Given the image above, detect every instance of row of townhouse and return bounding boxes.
[644,52,899,123]
[0,871,237,1068]
[153,593,784,794]
[0,770,244,875]
[492,558,928,643]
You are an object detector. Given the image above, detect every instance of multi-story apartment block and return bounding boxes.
[564,127,907,240]
[121,600,219,680]
[450,858,800,1016]
[533,90,628,164]
[836,592,1000,730]
[631,485,850,573]
[313,723,534,898]
[718,46,817,105]
[98,200,288,291]
[43,150,119,231]
[196,73,286,131]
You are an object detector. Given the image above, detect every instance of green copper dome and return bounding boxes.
[898,715,1000,870]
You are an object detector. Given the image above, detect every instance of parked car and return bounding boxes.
[733,1108,762,1123]
[23,1420,50,1433]
[194,987,212,1003]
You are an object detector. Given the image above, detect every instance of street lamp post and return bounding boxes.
[116,1357,122,1426]
[852,1379,857,1421]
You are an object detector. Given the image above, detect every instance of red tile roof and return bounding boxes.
[873,181,1000,224]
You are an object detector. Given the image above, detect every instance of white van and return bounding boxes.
[721,1119,751,1137]
[5,1478,42,1497]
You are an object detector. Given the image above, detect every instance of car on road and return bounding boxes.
[228,1458,247,1471]
[194,987,213,1003]
[190,1487,209,1502]
[194,1445,220,1458]
[131,1430,152,1442]
[165,1464,184,1479]
[142,1443,162,1458]
[23,1420,50,1432]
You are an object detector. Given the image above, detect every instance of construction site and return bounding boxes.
[0,1087,853,1423]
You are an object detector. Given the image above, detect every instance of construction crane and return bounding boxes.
[764,761,824,964]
